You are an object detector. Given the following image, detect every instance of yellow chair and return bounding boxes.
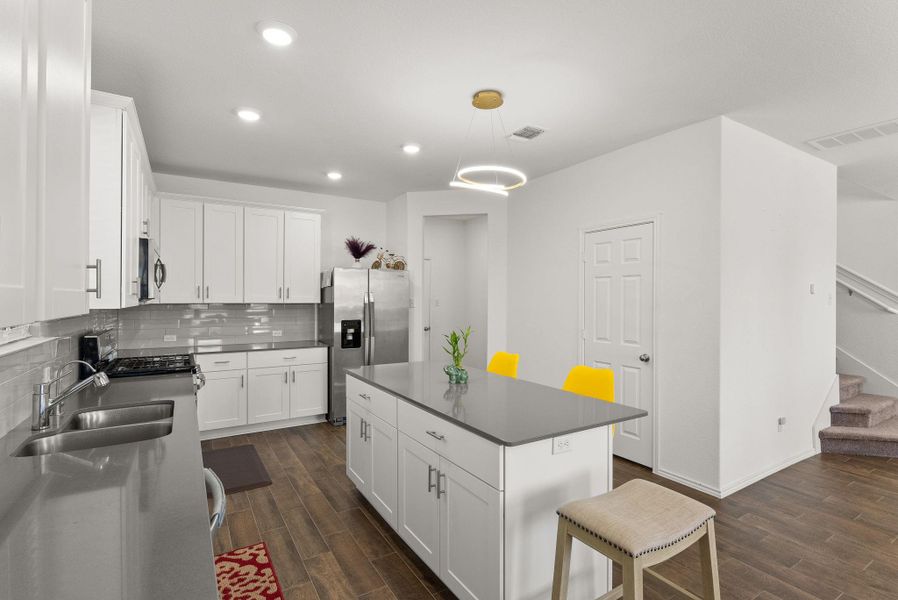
[487,352,520,379]
[562,365,615,432]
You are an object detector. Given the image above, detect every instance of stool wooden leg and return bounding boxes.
[622,557,644,600]
[699,520,721,600]
[551,520,573,600]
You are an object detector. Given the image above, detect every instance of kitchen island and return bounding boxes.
[345,361,646,600]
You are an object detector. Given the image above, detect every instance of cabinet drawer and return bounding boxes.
[398,400,503,490]
[247,347,327,368]
[346,375,397,427]
[194,352,247,373]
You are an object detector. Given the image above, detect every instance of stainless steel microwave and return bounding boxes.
[138,237,166,302]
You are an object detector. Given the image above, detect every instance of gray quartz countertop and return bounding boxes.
[346,361,647,446]
[0,374,218,600]
[117,339,330,358]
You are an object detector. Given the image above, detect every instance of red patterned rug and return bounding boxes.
[215,542,285,600]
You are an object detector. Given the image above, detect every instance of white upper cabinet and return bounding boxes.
[203,203,244,303]
[244,207,284,303]
[88,93,157,309]
[284,211,321,303]
[37,0,92,321]
[159,199,203,303]
[0,0,37,328]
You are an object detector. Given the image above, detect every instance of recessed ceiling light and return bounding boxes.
[256,21,297,47]
[402,143,421,155]
[235,108,261,122]
[327,171,343,181]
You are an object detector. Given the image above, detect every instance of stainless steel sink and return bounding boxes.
[12,420,173,457]
[67,401,174,430]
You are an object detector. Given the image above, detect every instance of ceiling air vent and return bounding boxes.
[509,125,545,141]
[807,119,898,151]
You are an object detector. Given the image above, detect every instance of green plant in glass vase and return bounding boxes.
[442,326,472,384]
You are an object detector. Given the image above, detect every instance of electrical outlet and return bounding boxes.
[809,283,816,295]
[552,436,572,455]
[163,334,177,342]
[777,416,786,432]
[273,330,283,337]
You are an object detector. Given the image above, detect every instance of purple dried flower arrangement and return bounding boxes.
[345,236,377,260]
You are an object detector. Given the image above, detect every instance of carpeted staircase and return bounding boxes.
[819,374,898,457]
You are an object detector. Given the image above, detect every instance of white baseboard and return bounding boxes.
[717,447,818,498]
[200,414,328,440]
[655,446,819,499]
[652,468,723,499]
[836,346,898,398]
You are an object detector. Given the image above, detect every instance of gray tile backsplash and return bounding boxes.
[0,310,118,438]
[0,303,317,438]
[116,304,317,349]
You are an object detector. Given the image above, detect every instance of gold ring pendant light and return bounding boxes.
[449,90,527,197]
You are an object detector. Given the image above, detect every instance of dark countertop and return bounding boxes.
[0,374,218,600]
[117,339,330,358]
[346,361,647,446]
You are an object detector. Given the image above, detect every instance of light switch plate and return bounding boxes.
[163,334,177,342]
[273,330,283,337]
[552,436,572,455]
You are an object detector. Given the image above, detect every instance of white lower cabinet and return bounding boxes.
[397,433,441,573]
[290,364,327,418]
[197,370,247,431]
[248,367,290,424]
[348,401,399,528]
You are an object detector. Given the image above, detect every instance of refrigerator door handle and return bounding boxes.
[368,292,375,364]
[362,292,370,365]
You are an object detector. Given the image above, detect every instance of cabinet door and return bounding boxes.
[290,364,327,418]
[397,433,440,573]
[284,211,321,303]
[247,367,290,424]
[244,207,284,303]
[159,198,203,303]
[37,0,91,320]
[197,370,247,431]
[121,121,142,307]
[439,459,503,600]
[203,203,244,303]
[369,413,398,528]
[346,401,371,492]
[88,105,123,310]
[0,0,36,327]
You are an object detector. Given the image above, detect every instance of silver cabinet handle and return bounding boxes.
[364,420,371,442]
[240,374,244,388]
[359,417,365,439]
[283,356,297,360]
[286,287,290,300]
[436,470,446,499]
[284,372,288,384]
[426,430,445,441]
[278,287,283,299]
[85,259,102,298]
[428,465,437,493]
[206,285,210,299]
[292,370,295,383]
[197,285,201,299]
[213,360,230,364]
[204,468,227,533]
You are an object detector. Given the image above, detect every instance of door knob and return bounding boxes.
[638,354,651,363]
[423,326,431,332]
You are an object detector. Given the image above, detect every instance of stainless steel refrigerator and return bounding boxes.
[318,268,410,424]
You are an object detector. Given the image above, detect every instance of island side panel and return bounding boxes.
[504,425,612,600]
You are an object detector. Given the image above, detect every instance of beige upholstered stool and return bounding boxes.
[551,479,720,600]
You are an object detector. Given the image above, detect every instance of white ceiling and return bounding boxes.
[92,0,898,201]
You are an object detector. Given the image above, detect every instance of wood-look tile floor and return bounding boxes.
[206,423,898,600]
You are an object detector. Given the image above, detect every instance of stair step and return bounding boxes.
[839,374,865,401]
[830,394,897,428]
[820,416,898,458]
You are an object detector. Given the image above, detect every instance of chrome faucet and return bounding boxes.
[32,360,110,431]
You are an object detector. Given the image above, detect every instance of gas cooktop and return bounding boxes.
[103,354,196,378]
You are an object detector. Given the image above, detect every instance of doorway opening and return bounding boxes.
[422,215,489,369]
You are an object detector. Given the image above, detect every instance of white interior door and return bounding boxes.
[583,223,654,467]
[423,259,432,361]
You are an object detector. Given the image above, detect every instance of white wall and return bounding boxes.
[718,118,837,495]
[422,216,489,369]
[835,181,898,395]
[388,190,507,365]
[154,173,386,270]
[507,118,724,492]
